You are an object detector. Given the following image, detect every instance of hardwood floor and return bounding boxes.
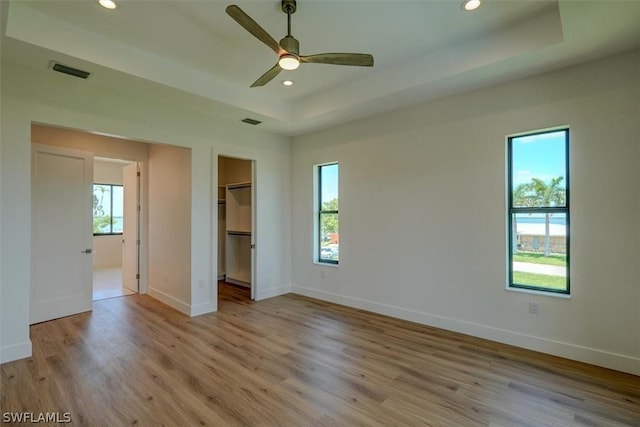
[2,285,639,426]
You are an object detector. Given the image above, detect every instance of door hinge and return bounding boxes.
[137,205,141,211]
[136,273,140,279]
[137,172,140,177]
[136,239,140,245]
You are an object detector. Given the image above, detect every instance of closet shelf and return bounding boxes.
[227,181,252,189]
[227,230,251,236]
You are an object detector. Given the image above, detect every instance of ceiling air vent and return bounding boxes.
[49,61,91,79]
[241,118,261,126]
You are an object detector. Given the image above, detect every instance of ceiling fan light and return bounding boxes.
[279,54,300,71]
[98,0,117,10]
[461,0,481,11]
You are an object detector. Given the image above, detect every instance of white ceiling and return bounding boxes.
[2,0,640,136]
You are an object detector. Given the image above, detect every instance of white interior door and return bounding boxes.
[31,144,93,324]
[122,162,139,293]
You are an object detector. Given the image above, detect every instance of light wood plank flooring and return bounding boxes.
[2,284,639,426]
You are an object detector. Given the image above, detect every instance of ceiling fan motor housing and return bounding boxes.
[281,0,297,14]
[280,35,299,56]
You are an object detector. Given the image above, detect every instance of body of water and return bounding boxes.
[515,214,566,225]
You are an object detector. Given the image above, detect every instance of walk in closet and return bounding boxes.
[217,156,252,288]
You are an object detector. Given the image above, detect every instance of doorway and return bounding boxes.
[92,158,140,301]
[31,124,151,324]
[217,155,255,303]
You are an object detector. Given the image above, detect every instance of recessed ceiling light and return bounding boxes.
[282,80,294,87]
[461,0,481,11]
[98,0,117,10]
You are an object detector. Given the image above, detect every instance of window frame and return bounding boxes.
[507,128,570,295]
[93,183,124,236]
[316,162,339,265]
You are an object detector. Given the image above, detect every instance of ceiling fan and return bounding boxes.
[226,0,374,87]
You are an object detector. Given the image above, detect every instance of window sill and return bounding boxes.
[314,261,339,268]
[506,286,571,299]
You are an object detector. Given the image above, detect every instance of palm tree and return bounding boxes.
[93,185,110,233]
[93,185,109,217]
[529,177,565,256]
[512,183,532,254]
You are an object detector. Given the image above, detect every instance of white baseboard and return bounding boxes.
[1,340,32,364]
[148,287,190,316]
[149,287,217,317]
[256,285,291,301]
[292,284,640,376]
[190,302,216,317]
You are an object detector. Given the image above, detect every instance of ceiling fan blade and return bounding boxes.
[251,63,282,87]
[300,53,374,67]
[226,5,281,55]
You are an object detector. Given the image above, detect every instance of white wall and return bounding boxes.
[147,144,192,312]
[94,159,126,184]
[291,50,640,375]
[93,236,123,270]
[1,99,33,363]
[0,55,291,363]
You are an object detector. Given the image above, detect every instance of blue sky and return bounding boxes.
[512,131,566,187]
[321,163,339,202]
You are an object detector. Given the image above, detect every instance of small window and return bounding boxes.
[93,183,124,235]
[317,163,339,264]
[508,129,569,294]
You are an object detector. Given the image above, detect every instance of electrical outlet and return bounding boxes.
[529,302,540,315]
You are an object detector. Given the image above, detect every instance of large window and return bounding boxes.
[317,163,339,264]
[93,183,124,235]
[508,129,569,294]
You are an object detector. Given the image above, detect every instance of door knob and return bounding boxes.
[81,248,93,254]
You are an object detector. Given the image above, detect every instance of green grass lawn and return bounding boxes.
[513,251,566,267]
[513,271,567,290]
